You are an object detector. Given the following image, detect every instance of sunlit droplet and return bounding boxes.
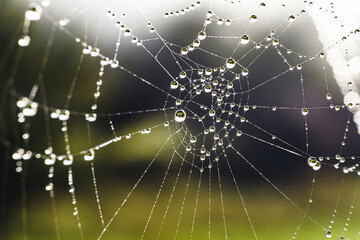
[241,34,250,44]
[26,3,43,21]
[59,18,70,26]
[90,48,100,57]
[301,108,308,116]
[313,161,321,171]
[174,109,186,122]
[18,35,31,47]
[324,230,332,238]
[288,15,295,22]
[111,60,119,68]
[170,80,179,89]
[204,85,212,93]
[242,68,249,76]
[59,110,70,121]
[308,157,317,167]
[181,47,189,55]
[63,155,73,166]
[85,113,97,122]
[198,31,206,40]
[179,71,186,79]
[226,58,236,69]
[272,39,279,46]
[326,93,332,100]
[249,15,257,23]
[190,136,197,143]
[84,150,95,161]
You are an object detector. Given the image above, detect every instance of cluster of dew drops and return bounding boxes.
[12,0,359,178]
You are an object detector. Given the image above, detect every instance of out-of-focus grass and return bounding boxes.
[4,109,360,240]
[6,166,360,240]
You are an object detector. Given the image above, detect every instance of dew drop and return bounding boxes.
[59,18,70,26]
[90,48,100,57]
[179,71,186,79]
[22,150,32,160]
[45,155,56,166]
[85,113,97,122]
[288,15,296,22]
[18,35,31,47]
[313,161,321,171]
[84,150,95,161]
[204,85,212,93]
[124,29,131,37]
[249,15,258,23]
[226,58,236,69]
[205,68,212,76]
[26,3,43,21]
[181,47,189,55]
[241,68,249,76]
[193,39,200,47]
[22,102,38,117]
[326,93,332,100]
[45,183,53,191]
[59,110,70,121]
[307,157,317,167]
[301,108,308,116]
[198,31,206,40]
[175,99,182,106]
[170,80,179,89]
[325,230,332,238]
[63,155,73,166]
[111,60,119,68]
[174,109,186,122]
[241,34,250,44]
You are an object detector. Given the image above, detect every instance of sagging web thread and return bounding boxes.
[1,0,360,239]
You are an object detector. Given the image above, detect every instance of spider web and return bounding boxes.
[1,0,360,239]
